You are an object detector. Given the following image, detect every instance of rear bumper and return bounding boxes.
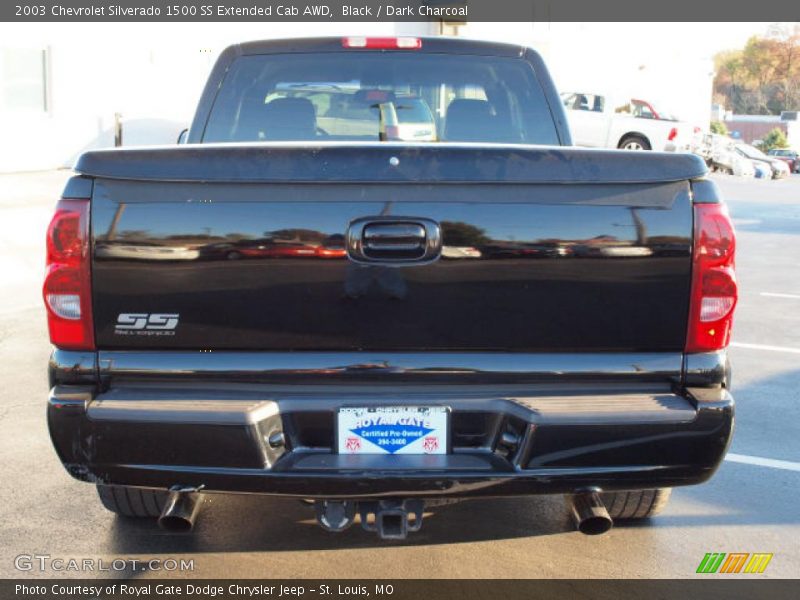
[48,383,734,499]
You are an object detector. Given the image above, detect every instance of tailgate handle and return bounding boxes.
[347,217,441,265]
[364,223,425,251]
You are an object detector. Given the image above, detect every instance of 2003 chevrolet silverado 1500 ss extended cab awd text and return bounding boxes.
[45,37,736,539]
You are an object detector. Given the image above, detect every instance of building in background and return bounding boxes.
[725,113,799,148]
[1,21,721,173]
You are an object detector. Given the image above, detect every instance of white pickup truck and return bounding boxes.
[561,91,693,152]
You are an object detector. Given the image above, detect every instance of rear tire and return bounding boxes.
[601,488,671,520]
[618,135,651,151]
[97,484,167,518]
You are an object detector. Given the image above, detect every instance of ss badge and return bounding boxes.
[115,313,179,336]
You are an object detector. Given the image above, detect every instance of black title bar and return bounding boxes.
[3,579,799,600]
[3,0,800,22]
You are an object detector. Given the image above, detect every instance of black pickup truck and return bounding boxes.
[45,37,736,539]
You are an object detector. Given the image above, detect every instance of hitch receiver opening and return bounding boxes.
[314,499,425,540]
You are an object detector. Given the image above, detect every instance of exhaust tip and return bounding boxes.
[158,514,195,533]
[576,514,613,535]
[158,489,201,533]
[569,492,613,536]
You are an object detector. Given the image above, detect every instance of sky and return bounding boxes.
[464,22,782,62]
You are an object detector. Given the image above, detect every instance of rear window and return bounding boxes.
[202,52,560,145]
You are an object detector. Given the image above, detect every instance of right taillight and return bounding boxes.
[43,198,94,350]
[686,203,737,353]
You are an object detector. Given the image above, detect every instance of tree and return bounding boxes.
[767,24,800,112]
[761,128,790,152]
[710,121,729,135]
[440,221,489,247]
[713,25,800,115]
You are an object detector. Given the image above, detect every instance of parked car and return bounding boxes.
[560,91,693,151]
[735,143,790,179]
[94,241,200,261]
[752,161,772,179]
[734,157,756,178]
[704,134,754,177]
[441,245,482,259]
[767,148,800,173]
[380,96,437,142]
[45,37,735,541]
[229,240,319,259]
[630,98,678,121]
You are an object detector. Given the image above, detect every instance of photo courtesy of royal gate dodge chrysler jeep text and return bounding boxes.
[44,36,736,540]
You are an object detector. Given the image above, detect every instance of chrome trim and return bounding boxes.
[48,349,98,386]
[364,223,425,240]
[347,216,442,266]
[96,351,682,383]
[684,351,728,387]
[88,399,278,425]
[84,390,695,426]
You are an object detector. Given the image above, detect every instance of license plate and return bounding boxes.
[337,406,448,455]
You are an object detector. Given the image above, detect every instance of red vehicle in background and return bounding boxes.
[227,235,347,260]
[767,149,800,173]
[229,240,317,259]
[630,98,676,121]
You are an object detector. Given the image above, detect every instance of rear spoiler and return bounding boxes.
[74,143,707,185]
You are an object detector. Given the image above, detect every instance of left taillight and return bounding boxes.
[668,127,678,142]
[43,198,94,350]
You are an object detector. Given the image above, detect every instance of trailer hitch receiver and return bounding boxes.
[358,499,425,540]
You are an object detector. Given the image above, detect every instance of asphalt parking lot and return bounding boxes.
[0,170,798,579]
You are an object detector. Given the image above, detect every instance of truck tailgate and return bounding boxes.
[82,144,700,352]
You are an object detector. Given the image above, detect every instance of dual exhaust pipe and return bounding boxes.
[568,491,613,535]
[158,487,202,533]
[156,489,612,537]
